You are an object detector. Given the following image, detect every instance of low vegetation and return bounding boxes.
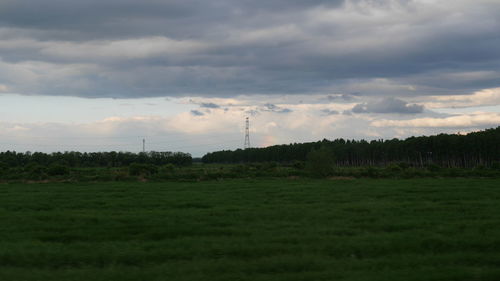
[1,159,500,183]
[0,129,497,281]
[1,178,499,281]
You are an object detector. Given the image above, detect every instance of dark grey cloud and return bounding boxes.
[200,102,220,109]
[263,103,292,114]
[327,94,357,102]
[190,110,204,116]
[0,1,207,40]
[0,0,343,40]
[245,109,259,116]
[352,98,424,114]
[321,109,339,115]
[0,0,499,99]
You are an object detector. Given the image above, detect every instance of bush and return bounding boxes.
[491,161,500,170]
[292,160,305,170]
[474,165,486,171]
[129,163,158,176]
[113,168,131,181]
[426,163,441,173]
[444,168,467,177]
[260,162,278,172]
[162,163,176,172]
[230,164,248,175]
[397,162,410,169]
[0,161,8,172]
[24,163,48,180]
[201,171,224,181]
[361,166,381,178]
[153,164,177,180]
[386,163,402,173]
[306,146,335,177]
[47,164,70,176]
[401,168,425,178]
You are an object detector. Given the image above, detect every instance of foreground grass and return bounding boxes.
[0,179,499,281]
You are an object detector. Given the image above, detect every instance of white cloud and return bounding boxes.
[0,92,499,155]
[424,87,500,109]
[0,94,376,154]
[371,112,500,128]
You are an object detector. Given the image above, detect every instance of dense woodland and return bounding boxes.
[0,151,192,168]
[202,127,500,168]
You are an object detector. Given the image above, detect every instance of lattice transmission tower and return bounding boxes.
[244,117,251,149]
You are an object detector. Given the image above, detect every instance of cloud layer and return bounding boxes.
[1,0,499,98]
[1,0,499,154]
[352,97,424,114]
[2,92,499,155]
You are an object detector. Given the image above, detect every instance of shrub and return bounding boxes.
[386,163,402,173]
[47,164,70,176]
[397,162,410,169]
[306,146,335,177]
[230,164,248,175]
[0,161,8,172]
[292,160,305,170]
[2,167,24,180]
[154,164,177,180]
[129,163,158,176]
[491,161,500,170]
[426,163,441,173]
[24,163,48,180]
[162,163,176,172]
[24,162,46,172]
[361,166,381,178]
[201,172,223,180]
[113,168,131,181]
[262,162,278,170]
[474,165,486,171]
[444,168,467,177]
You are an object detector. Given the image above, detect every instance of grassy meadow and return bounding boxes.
[1,178,500,280]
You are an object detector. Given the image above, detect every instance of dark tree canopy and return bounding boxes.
[0,151,192,168]
[202,127,500,168]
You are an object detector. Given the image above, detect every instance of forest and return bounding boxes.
[1,127,499,182]
[202,126,500,168]
[0,151,192,168]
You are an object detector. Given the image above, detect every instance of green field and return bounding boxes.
[1,179,500,281]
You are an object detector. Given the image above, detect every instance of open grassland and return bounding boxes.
[1,179,500,281]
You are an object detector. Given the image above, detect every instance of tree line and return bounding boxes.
[202,127,500,168]
[0,151,192,168]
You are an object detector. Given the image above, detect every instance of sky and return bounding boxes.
[1,0,499,156]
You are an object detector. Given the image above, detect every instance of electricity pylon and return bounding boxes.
[244,117,251,149]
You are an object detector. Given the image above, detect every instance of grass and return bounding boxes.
[0,178,499,280]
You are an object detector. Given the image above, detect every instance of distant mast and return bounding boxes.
[142,138,145,153]
[244,117,251,149]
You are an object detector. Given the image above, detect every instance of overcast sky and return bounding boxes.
[1,0,499,156]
